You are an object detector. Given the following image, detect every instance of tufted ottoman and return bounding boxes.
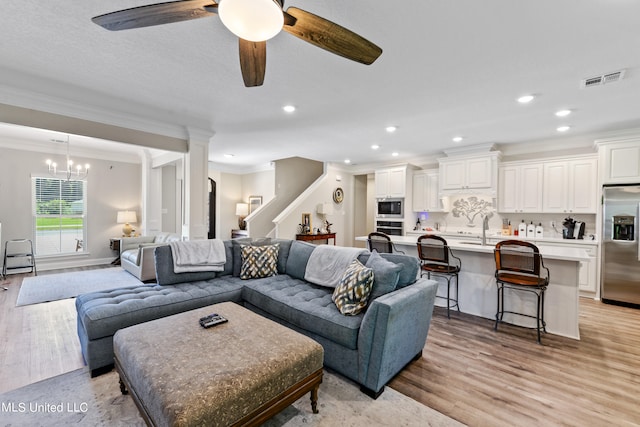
[114,302,324,427]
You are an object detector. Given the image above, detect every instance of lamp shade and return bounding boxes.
[317,203,334,215]
[235,203,249,216]
[218,0,284,42]
[117,211,137,224]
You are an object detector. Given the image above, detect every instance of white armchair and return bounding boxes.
[120,232,181,281]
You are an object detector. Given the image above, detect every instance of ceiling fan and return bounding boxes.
[92,0,383,87]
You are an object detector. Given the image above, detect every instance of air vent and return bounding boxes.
[581,69,626,88]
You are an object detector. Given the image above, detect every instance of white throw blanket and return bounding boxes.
[169,239,226,273]
[304,246,367,287]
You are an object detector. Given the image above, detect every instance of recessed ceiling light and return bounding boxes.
[557,125,571,132]
[371,144,380,150]
[283,105,296,113]
[517,95,535,104]
[391,152,399,157]
[344,159,351,164]
[452,136,463,143]
[385,126,397,133]
[224,154,234,158]
[555,109,571,117]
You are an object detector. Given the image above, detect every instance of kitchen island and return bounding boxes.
[356,235,590,340]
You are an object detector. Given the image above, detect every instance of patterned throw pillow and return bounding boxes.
[240,244,279,280]
[332,259,374,316]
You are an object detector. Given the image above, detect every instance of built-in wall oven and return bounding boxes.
[376,220,404,236]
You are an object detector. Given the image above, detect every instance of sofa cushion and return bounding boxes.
[154,245,219,286]
[121,249,139,265]
[154,232,181,244]
[240,244,279,279]
[76,277,245,341]
[364,251,402,300]
[241,275,363,350]
[358,252,419,288]
[285,241,316,280]
[332,259,374,316]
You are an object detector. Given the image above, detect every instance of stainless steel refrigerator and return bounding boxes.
[602,184,640,306]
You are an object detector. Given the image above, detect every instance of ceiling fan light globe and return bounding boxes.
[219,0,284,42]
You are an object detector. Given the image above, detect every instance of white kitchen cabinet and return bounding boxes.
[440,156,492,190]
[498,163,543,213]
[375,167,407,198]
[579,247,598,293]
[539,241,597,294]
[438,152,500,196]
[596,138,640,184]
[542,157,597,214]
[412,170,446,212]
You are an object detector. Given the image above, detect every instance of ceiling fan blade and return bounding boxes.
[239,39,266,87]
[92,0,217,31]
[282,7,382,65]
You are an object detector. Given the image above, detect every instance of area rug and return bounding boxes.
[0,368,464,427]
[16,268,146,307]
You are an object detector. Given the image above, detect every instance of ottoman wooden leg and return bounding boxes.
[119,376,129,395]
[310,383,320,414]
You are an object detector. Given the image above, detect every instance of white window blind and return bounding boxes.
[32,177,87,255]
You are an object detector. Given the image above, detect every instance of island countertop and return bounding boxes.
[356,235,591,262]
[356,234,584,340]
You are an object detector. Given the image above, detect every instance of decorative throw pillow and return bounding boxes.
[240,244,279,280]
[332,259,374,316]
[365,251,402,300]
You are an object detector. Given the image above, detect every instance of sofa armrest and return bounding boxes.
[357,278,438,394]
[120,236,156,254]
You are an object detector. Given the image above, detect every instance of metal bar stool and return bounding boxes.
[417,235,461,318]
[367,231,405,254]
[494,240,549,344]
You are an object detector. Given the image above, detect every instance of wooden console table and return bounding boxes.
[296,233,336,245]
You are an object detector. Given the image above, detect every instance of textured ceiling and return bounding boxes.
[1,0,640,170]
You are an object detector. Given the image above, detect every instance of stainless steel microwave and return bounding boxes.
[377,199,403,218]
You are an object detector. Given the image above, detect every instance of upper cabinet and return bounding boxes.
[438,152,500,195]
[542,157,598,214]
[498,163,543,213]
[413,170,447,212]
[596,137,640,184]
[375,166,408,198]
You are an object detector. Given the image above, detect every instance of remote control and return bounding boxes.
[199,314,228,328]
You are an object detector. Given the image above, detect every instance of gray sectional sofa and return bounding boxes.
[75,238,438,397]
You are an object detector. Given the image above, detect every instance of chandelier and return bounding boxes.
[45,136,90,181]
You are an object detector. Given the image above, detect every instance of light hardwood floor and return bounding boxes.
[390,300,640,426]
[1,269,640,426]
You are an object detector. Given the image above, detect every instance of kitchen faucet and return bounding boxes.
[482,215,489,246]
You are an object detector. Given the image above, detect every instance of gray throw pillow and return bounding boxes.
[365,250,402,300]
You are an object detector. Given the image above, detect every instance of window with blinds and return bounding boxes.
[32,177,87,255]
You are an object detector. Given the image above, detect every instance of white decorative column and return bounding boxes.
[182,128,213,240]
[141,149,163,235]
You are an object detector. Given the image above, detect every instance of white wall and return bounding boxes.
[241,170,275,205]
[0,146,141,269]
[161,164,177,233]
[208,166,277,239]
[218,173,242,239]
[275,165,355,246]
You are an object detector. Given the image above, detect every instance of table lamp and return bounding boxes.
[117,211,138,237]
[236,203,249,230]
